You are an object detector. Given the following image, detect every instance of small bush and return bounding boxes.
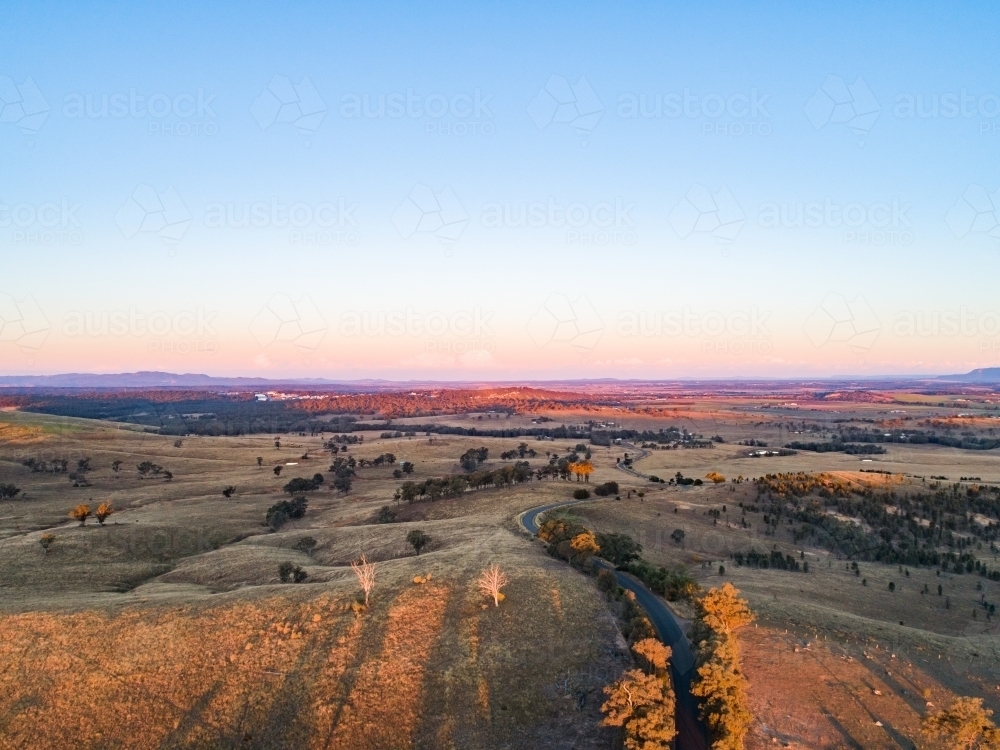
[593,481,619,497]
[279,561,308,583]
[407,529,431,555]
[294,536,317,555]
[376,506,397,524]
[597,568,618,597]
[573,489,590,500]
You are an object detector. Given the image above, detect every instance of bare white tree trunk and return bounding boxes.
[351,554,376,605]
[478,564,508,607]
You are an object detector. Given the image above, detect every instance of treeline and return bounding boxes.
[395,462,534,502]
[357,422,592,439]
[785,441,886,454]
[733,548,806,572]
[837,427,1000,451]
[691,584,755,750]
[21,394,357,436]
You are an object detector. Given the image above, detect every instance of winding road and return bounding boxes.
[519,498,708,750]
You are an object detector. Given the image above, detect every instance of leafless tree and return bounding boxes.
[478,564,508,607]
[351,554,376,606]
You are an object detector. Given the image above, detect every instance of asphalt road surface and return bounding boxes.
[519,500,709,750]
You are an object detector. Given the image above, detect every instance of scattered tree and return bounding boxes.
[95,502,114,525]
[222,485,236,499]
[376,505,397,523]
[406,529,431,555]
[136,461,164,478]
[39,533,55,553]
[478,564,509,607]
[256,457,263,468]
[569,460,594,482]
[294,536,317,556]
[922,696,1000,749]
[0,484,21,501]
[460,447,489,472]
[273,465,283,477]
[351,554,376,605]
[699,582,755,634]
[593,481,620,496]
[69,504,91,526]
[266,496,308,530]
[111,460,123,476]
[283,476,322,494]
[278,561,307,583]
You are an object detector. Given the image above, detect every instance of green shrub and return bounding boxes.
[278,561,308,583]
[595,532,642,566]
[266,496,308,529]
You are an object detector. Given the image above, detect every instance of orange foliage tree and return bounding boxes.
[569,460,594,482]
[69,504,91,526]
[95,502,114,525]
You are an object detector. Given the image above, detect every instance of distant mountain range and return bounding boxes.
[937,367,1000,383]
[0,368,996,389]
[0,372,374,389]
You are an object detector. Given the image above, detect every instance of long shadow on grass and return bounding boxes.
[412,587,477,748]
[821,707,865,749]
[243,603,368,750]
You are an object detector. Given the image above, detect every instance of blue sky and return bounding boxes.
[2,1,999,378]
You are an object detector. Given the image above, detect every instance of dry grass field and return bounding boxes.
[2,389,1000,748]
[0,410,630,749]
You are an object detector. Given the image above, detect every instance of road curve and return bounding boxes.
[519,500,709,750]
